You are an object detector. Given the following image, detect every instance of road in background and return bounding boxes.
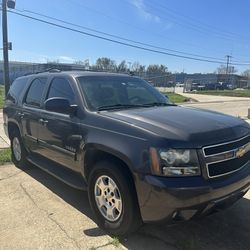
[174,87,250,118]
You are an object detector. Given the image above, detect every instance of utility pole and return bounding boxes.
[225,55,232,83]
[2,0,10,96]
[2,0,16,96]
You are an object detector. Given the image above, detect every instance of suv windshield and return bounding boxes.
[77,76,171,111]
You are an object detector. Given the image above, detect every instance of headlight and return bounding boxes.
[150,148,201,177]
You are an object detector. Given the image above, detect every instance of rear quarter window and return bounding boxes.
[6,78,28,104]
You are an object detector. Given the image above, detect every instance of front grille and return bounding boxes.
[203,134,250,156]
[208,151,250,177]
[202,135,250,178]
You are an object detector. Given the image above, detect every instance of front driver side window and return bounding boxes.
[47,77,75,104]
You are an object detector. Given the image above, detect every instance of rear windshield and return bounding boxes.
[77,76,169,111]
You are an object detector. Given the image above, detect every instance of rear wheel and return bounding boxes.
[88,160,142,236]
[10,129,29,168]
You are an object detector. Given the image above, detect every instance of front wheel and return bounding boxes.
[88,161,142,236]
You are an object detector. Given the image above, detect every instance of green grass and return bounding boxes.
[88,247,97,250]
[163,92,192,103]
[0,148,12,164]
[109,237,120,247]
[195,89,250,97]
[0,85,5,109]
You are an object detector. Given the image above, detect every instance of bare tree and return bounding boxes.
[216,64,237,74]
[93,57,117,72]
[117,60,128,73]
[242,69,250,77]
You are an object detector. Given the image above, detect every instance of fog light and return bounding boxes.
[163,166,200,176]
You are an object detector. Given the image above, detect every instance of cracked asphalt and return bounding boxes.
[0,163,250,250]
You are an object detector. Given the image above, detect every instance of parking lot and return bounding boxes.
[1,93,250,250]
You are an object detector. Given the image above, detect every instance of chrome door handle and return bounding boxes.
[17,112,24,119]
[39,118,48,124]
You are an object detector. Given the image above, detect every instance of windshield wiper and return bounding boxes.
[97,104,146,111]
[142,102,176,107]
[97,102,176,111]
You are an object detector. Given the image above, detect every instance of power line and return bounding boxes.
[67,0,250,63]
[64,0,232,56]
[15,8,225,61]
[144,0,250,42]
[6,9,250,66]
[130,0,250,43]
[63,0,200,48]
[7,9,228,64]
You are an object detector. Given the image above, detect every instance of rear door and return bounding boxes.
[21,77,48,152]
[37,76,81,171]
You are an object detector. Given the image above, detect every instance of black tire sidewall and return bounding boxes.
[88,161,140,236]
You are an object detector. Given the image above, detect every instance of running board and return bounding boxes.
[27,154,87,190]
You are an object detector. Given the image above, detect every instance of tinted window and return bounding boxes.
[7,78,28,103]
[47,78,75,104]
[25,78,47,107]
[78,76,169,111]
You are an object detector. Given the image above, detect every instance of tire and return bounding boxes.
[10,129,29,168]
[88,160,142,236]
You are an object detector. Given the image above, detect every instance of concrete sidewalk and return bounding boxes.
[0,110,9,148]
[0,163,250,250]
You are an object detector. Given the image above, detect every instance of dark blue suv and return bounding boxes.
[3,70,250,235]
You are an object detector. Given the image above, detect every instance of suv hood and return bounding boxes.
[102,106,250,147]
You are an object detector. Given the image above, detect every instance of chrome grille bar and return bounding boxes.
[202,135,250,178]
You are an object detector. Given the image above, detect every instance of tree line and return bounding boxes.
[75,57,250,78]
[74,57,169,79]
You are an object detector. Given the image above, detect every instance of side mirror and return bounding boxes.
[44,97,77,115]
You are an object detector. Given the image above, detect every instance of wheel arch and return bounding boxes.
[8,120,21,139]
[83,144,135,182]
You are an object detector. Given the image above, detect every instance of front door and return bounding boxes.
[37,77,81,171]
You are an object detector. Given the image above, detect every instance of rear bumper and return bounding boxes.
[135,162,250,222]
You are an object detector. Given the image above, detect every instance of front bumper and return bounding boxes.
[135,162,250,222]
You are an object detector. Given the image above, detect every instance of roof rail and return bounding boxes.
[22,68,61,76]
[48,68,61,73]
[35,67,61,74]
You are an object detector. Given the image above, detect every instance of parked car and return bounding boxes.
[3,70,250,235]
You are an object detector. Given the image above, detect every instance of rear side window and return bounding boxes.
[47,77,75,104]
[7,78,28,103]
[25,78,47,107]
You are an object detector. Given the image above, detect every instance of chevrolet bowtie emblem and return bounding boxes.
[236,147,246,158]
